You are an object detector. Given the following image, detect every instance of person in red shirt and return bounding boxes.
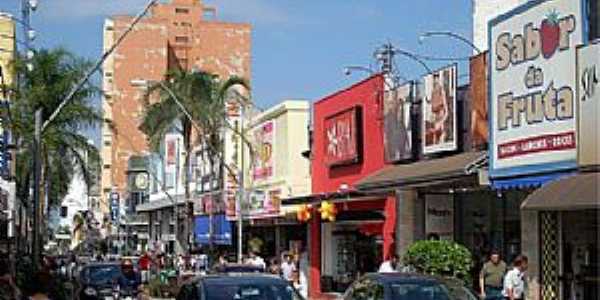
[139,252,151,283]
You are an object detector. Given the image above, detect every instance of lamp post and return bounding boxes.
[419,31,482,54]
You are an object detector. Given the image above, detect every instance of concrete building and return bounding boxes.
[101,0,251,252]
[472,0,526,52]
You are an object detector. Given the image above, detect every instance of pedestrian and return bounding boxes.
[378,254,400,273]
[297,250,309,299]
[292,269,307,298]
[280,253,296,283]
[480,249,507,300]
[23,271,53,300]
[213,253,229,272]
[502,255,528,300]
[139,251,151,283]
[0,256,21,300]
[246,251,266,270]
[268,257,281,275]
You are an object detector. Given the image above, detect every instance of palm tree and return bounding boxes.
[139,69,249,250]
[3,48,101,239]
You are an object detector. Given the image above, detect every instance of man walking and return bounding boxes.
[503,255,528,300]
[378,254,400,273]
[480,249,507,300]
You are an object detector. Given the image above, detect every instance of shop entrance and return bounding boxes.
[561,210,599,300]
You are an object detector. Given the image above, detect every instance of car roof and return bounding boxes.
[82,262,121,268]
[199,274,289,285]
[364,273,444,284]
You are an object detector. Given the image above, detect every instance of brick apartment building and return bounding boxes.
[100,0,251,223]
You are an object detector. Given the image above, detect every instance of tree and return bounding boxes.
[4,48,101,213]
[139,69,249,250]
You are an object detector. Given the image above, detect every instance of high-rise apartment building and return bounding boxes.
[101,0,251,218]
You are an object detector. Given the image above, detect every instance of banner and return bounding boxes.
[252,121,274,180]
[577,42,600,167]
[384,82,413,162]
[422,64,458,154]
[324,107,361,166]
[470,52,488,149]
[166,138,176,165]
[489,0,583,177]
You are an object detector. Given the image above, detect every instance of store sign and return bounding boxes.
[247,189,281,217]
[324,107,361,166]
[470,52,489,149]
[577,42,600,166]
[422,64,458,154]
[489,0,583,177]
[425,195,454,241]
[252,121,275,180]
[384,82,413,162]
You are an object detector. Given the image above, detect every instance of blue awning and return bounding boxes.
[491,172,574,190]
[194,214,232,245]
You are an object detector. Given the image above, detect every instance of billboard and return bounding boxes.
[252,121,275,180]
[489,0,583,177]
[323,106,361,166]
[0,16,15,100]
[384,82,413,162]
[577,42,600,166]
[247,188,281,218]
[422,64,458,154]
[470,52,488,149]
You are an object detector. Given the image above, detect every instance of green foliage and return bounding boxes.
[4,48,101,207]
[403,240,473,284]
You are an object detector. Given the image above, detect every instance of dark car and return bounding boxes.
[342,273,479,300]
[212,263,265,274]
[177,273,304,300]
[77,262,141,300]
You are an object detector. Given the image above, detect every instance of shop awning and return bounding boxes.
[521,172,600,210]
[194,214,232,245]
[356,151,485,191]
[136,194,186,212]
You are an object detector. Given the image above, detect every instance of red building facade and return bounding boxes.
[309,74,396,296]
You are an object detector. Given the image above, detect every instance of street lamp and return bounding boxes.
[419,31,482,54]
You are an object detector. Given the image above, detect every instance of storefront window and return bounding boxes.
[454,190,528,285]
[590,0,599,41]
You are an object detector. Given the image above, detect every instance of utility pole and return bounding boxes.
[32,109,41,269]
[237,103,245,263]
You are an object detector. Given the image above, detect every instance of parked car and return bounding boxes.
[342,273,478,300]
[176,273,304,300]
[76,262,141,300]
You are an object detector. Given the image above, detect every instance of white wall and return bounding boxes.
[472,0,527,52]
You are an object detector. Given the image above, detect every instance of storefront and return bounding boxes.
[240,100,312,260]
[297,74,396,297]
[487,1,598,299]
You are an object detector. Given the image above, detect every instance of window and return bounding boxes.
[103,164,111,169]
[347,278,384,300]
[60,206,68,217]
[175,36,189,43]
[104,140,111,147]
[591,0,599,41]
[175,7,189,14]
[104,71,113,78]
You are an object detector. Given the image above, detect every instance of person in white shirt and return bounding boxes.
[280,253,297,282]
[378,254,400,273]
[246,251,266,270]
[502,255,528,300]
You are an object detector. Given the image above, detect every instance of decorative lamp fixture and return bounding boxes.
[296,204,312,222]
[319,201,337,222]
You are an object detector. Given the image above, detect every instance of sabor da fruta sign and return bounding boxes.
[489,0,584,178]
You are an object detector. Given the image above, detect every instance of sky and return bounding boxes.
[0,0,473,140]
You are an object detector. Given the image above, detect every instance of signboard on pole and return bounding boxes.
[384,82,413,162]
[252,121,275,181]
[110,192,119,222]
[422,64,458,154]
[489,0,583,178]
[577,41,600,166]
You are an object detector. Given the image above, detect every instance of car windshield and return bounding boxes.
[204,283,302,300]
[390,282,452,300]
[83,265,122,284]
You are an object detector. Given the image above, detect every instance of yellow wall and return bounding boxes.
[0,14,15,99]
[245,100,311,216]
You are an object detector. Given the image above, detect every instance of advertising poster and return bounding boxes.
[470,52,489,149]
[489,0,583,177]
[422,64,458,154]
[577,42,600,167]
[425,194,454,241]
[166,138,176,165]
[384,82,413,162]
[324,107,360,166]
[252,121,275,180]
